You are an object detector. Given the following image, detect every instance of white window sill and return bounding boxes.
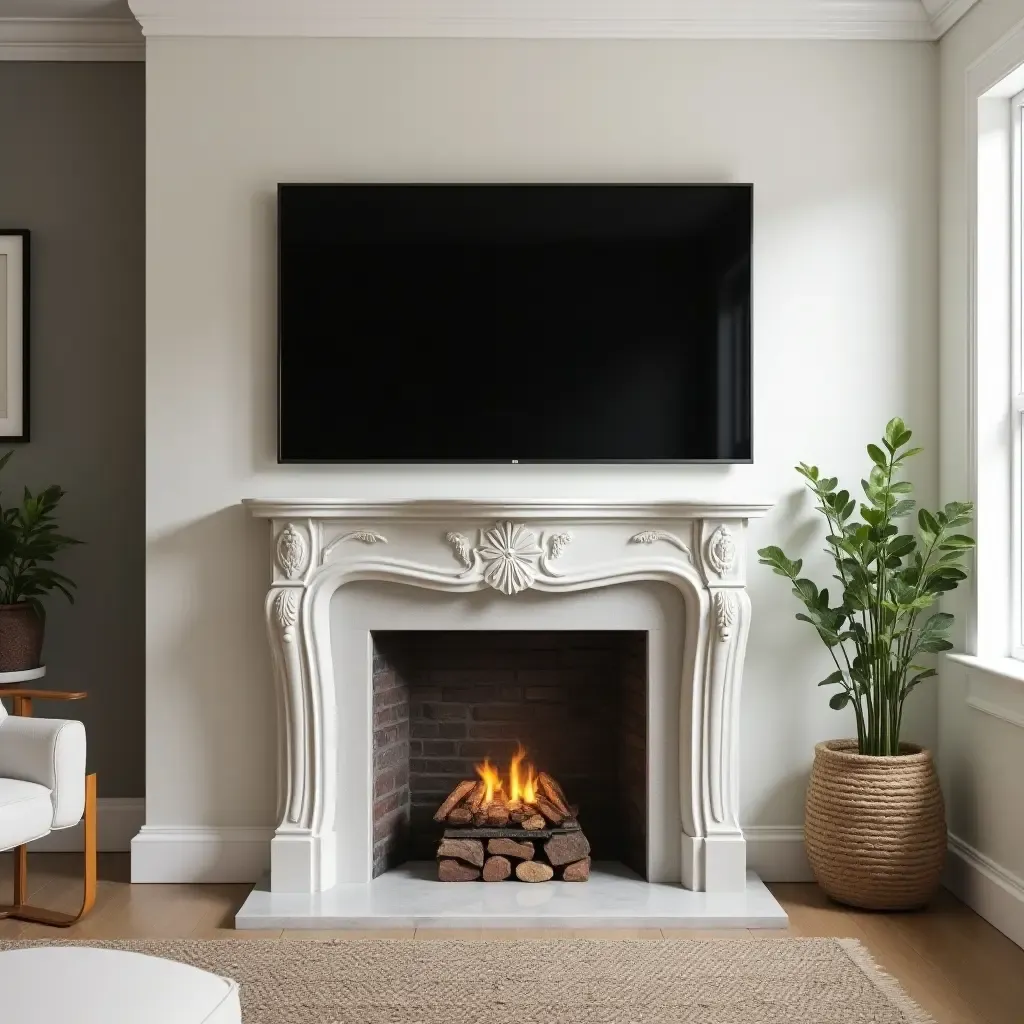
[945,653,1024,730]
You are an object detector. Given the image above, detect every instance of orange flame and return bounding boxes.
[509,745,538,804]
[475,757,503,804]
[477,745,537,809]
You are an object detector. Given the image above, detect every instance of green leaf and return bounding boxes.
[918,638,954,653]
[903,668,938,698]
[791,578,819,605]
[887,535,916,559]
[885,417,908,448]
[867,444,888,468]
[757,546,802,579]
[913,612,955,653]
[921,611,954,633]
[860,506,883,527]
[939,534,976,550]
[794,613,842,646]
[942,501,974,527]
[918,508,940,536]
[818,670,845,688]
[893,446,925,464]
[930,565,968,580]
[924,576,960,593]
[829,691,852,710]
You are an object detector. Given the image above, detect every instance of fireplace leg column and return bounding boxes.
[683,577,751,893]
[271,829,337,893]
[266,569,338,893]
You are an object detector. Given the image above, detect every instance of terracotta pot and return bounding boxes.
[0,603,44,672]
[804,739,946,910]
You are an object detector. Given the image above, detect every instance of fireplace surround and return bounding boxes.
[242,498,771,910]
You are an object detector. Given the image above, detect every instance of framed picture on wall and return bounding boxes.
[0,231,28,442]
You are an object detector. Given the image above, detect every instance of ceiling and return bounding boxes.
[0,0,980,61]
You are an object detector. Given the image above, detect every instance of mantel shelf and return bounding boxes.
[243,498,774,521]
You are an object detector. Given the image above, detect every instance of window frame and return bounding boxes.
[1012,87,1024,661]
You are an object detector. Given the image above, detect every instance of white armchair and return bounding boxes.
[0,689,96,926]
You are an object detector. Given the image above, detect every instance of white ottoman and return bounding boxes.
[0,947,242,1023]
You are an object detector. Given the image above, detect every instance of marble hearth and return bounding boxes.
[235,499,787,929]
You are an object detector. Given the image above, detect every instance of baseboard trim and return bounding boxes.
[125,822,811,885]
[944,833,1024,950]
[30,798,144,853]
[131,826,273,883]
[743,825,814,882]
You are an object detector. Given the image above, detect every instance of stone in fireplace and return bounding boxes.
[234,499,788,929]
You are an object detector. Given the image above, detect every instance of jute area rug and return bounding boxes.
[0,937,932,1023]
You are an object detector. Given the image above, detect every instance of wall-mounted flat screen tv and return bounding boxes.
[278,183,752,463]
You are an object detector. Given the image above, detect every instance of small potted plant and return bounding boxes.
[0,452,81,673]
[758,418,973,909]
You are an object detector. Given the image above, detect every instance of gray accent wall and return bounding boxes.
[0,62,144,797]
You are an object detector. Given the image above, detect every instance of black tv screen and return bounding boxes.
[278,184,752,463]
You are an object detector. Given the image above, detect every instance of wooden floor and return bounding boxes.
[0,854,1020,1023]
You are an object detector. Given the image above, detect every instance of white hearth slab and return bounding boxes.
[234,863,788,930]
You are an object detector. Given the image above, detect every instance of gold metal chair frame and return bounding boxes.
[0,689,96,926]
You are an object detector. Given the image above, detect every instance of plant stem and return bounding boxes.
[815,501,868,746]
[870,455,896,754]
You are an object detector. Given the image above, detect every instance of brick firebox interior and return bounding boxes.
[371,631,647,878]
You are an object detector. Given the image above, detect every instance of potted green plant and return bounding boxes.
[758,418,974,909]
[0,452,81,673]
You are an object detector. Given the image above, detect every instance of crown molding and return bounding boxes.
[126,0,941,42]
[921,0,978,37]
[0,17,143,61]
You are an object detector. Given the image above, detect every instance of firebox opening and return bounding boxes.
[371,630,648,880]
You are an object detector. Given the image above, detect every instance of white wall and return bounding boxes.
[143,37,938,877]
[939,0,1024,946]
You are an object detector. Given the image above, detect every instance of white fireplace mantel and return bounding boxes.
[244,498,771,895]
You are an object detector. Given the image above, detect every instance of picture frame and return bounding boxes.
[0,230,28,442]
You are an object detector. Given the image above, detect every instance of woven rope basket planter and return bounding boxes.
[804,740,946,910]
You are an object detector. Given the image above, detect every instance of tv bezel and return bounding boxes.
[276,182,753,466]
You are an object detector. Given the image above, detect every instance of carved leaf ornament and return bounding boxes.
[274,589,300,642]
[276,524,309,580]
[715,590,738,642]
[706,525,736,576]
[629,530,691,555]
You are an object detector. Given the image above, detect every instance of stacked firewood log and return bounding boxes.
[433,772,591,882]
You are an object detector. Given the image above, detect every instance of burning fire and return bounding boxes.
[433,745,573,831]
[476,744,538,808]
